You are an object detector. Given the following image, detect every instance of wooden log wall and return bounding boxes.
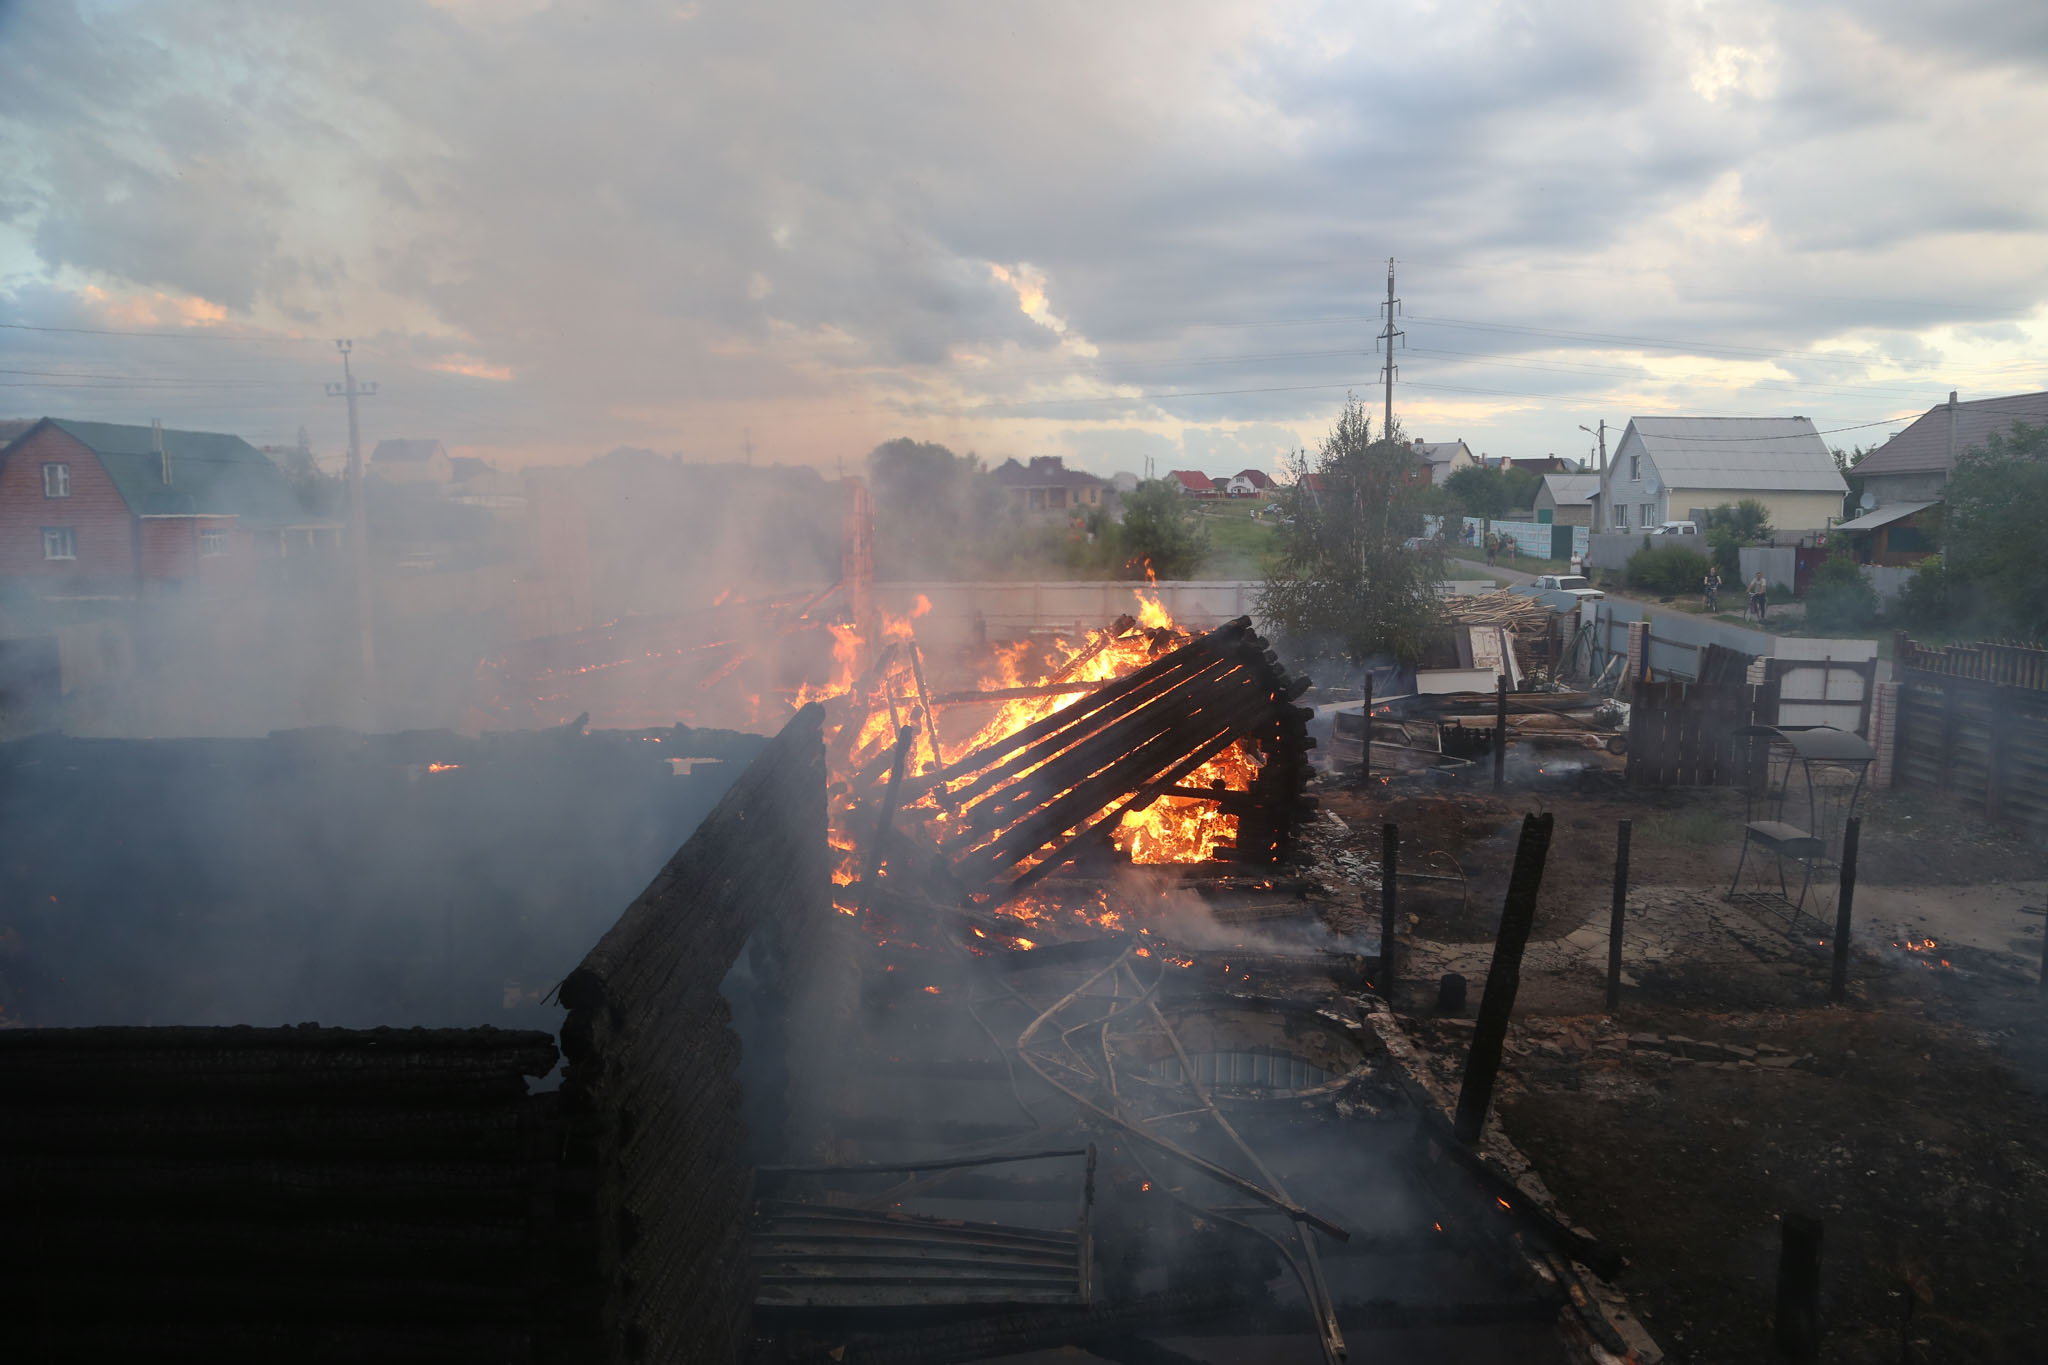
[1626,680,1781,787]
[556,703,837,1365]
[1895,671,2048,831]
[0,1025,566,1363]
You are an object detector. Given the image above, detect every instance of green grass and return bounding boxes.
[1635,805,1740,848]
[1444,545,1569,577]
[1189,500,1280,579]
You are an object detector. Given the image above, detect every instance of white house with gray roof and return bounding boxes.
[1591,417,1848,534]
[1408,438,1475,485]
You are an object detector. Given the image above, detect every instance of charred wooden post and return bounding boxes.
[1830,816,1861,1004]
[1606,819,1632,1014]
[1492,674,1508,792]
[1354,673,1373,788]
[1453,812,1553,1144]
[1774,1212,1823,1358]
[863,725,918,901]
[1436,972,1466,1014]
[1379,823,1399,998]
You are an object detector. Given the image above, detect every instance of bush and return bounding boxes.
[1891,558,1948,632]
[1803,553,1878,634]
[1625,543,1713,594]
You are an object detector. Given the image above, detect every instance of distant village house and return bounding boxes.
[992,456,1109,516]
[371,438,453,486]
[1225,469,1273,498]
[1534,473,1598,526]
[1168,470,1218,497]
[1591,417,1847,533]
[0,417,338,597]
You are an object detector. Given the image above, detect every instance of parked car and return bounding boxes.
[1531,573,1605,602]
[1651,520,1699,536]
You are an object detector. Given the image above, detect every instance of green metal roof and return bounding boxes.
[34,418,312,524]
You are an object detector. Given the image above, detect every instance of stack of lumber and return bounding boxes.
[1442,590,1558,672]
[913,617,1316,899]
[0,1024,564,1363]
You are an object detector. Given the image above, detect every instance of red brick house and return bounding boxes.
[0,418,340,598]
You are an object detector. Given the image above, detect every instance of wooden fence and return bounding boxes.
[1894,633,2048,691]
[1627,679,1780,787]
[1894,638,2048,830]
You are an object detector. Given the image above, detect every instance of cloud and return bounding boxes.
[0,0,2043,467]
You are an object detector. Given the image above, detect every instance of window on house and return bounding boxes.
[1629,454,1641,482]
[1614,504,1629,530]
[199,529,229,557]
[42,463,71,498]
[42,527,77,560]
[1048,487,1067,509]
[1642,504,1655,528]
[1028,488,1045,510]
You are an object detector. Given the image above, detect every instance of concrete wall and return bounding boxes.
[1738,545,1797,593]
[1427,516,1589,559]
[1586,532,1650,571]
[1582,596,1876,679]
[1863,563,1915,603]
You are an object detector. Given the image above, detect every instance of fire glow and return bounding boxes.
[815,590,1262,945]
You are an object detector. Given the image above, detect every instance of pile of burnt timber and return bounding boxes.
[908,616,1316,901]
[0,1025,564,1362]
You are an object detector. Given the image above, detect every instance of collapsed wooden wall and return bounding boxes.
[0,1025,564,1363]
[556,702,839,1364]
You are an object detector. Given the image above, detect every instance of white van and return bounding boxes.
[1652,520,1699,536]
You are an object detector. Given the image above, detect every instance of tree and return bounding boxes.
[1259,399,1444,664]
[1116,479,1209,579]
[1443,463,1510,523]
[1803,551,1878,634]
[1832,444,1869,523]
[1940,420,2048,639]
[1702,499,1773,580]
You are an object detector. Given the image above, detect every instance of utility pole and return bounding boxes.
[325,340,378,727]
[1579,420,1609,472]
[1377,257,1403,439]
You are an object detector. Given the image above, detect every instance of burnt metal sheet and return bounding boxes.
[753,1201,1086,1308]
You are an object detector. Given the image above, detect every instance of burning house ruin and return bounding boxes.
[1,587,1652,1363]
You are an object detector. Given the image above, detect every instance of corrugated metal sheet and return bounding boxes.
[1626,416,1848,493]
[753,1203,1087,1308]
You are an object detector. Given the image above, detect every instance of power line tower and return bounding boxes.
[325,340,378,724]
[1376,257,1404,440]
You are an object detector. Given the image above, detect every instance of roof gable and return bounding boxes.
[1619,417,1847,494]
[1854,391,2048,478]
[1540,473,1600,503]
[37,418,310,523]
[1168,470,1213,491]
[373,438,447,463]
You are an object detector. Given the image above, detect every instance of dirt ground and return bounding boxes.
[1315,773,2048,1364]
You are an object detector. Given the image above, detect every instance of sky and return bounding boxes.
[2,0,2046,477]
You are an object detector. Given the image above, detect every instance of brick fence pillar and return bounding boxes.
[1624,620,1650,685]
[1870,680,1900,787]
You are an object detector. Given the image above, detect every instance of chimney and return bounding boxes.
[153,419,171,485]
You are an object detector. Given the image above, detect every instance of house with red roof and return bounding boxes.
[1167,470,1216,497]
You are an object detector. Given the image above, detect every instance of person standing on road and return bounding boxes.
[1484,532,1498,568]
[1748,571,1769,623]
[1703,566,1722,612]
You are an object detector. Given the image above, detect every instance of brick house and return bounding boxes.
[0,418,339,598]
[991,456,1110,517]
